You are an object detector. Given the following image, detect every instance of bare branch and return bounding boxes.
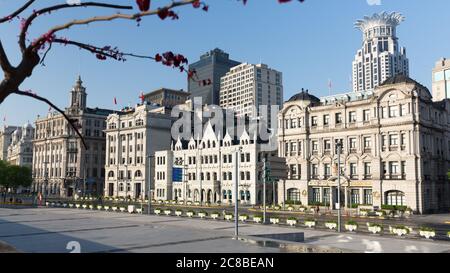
[19,2,133,52]
[0,0,35,24]
[30,0,198,52]
[52,38,154,61]
[0,40,14,75]
[13,90,87,150]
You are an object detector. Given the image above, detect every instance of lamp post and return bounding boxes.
[262,158,267,224]
[146,154,154,215]
[336,141,342,233]
[234,147,242,239]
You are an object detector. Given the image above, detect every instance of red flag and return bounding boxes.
[139,92,145,103]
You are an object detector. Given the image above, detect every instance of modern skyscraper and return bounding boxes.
[188,48,240,106]
[432,57,450,102]
[352,12,409,92]
[219,63,283,124]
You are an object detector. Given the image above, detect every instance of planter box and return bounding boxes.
[305,221,316,228]
[198,213,207,219]
[171,201,177,205]
[392,228,408,236]
[75,204,81,209]
[224,214,233,221]
[82,204,88,209]
[360,211,368,216]
[111,206,118,212]
[375,211,384,217]
[345,225,358,232]
[239,215,248,222]
[136,208,143,214]
[325,222,338,230]
[164,210,172,216]
[128,205,136,214]
[68,204,74,208]
[186,212,194,217]
[89,205,94,210]
[154,209,161,215]
[158,200,163,204]
[211,213,220,220]
[119,207,126,212]
[270,218,280,225]
[62,203,68,208]
[97,205,103,210]
[254,217,262,223]
[419,230,435,239]
[175,211,183,216]
[367,225,382,234]
[299,207,306,212]
[287,219,297,226]
[45,202,50,206]
[104,206,110,211]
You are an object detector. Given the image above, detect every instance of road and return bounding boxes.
[1,207,450,253]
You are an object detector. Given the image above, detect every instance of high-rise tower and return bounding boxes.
[352,12,409,92]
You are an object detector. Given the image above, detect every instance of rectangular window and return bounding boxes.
[335,113,343,124]
[311,116,318,127]
[363,109,370,122]
[389,106,398,118]
[349,111,356,123]
[364,189,373,205]
[323,115,330,126]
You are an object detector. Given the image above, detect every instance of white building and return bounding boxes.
[154,122,278,205]
[104,104,174,199]
[0,126,19,161]
[352,12,409,92]
[278,76,450,214]
[32,76,114,197]
[432,57,450,102]
[219,63,283,126]
[6,123,34,167]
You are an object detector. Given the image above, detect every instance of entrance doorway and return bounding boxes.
[108,183,114,197]
[135,183,141,199]
[67,187,73,197]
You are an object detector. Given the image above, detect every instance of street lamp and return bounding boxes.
[146,154,154,215]
[233,147,242,239]
[336,140,343,233]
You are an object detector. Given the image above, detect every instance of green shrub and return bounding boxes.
[381,205,407,211]
[420,227,435,232]
[287,217,297,221]
[346,220,358,226]
[285,200,302,206]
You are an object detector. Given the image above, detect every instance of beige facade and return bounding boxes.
[6,123,34,167]
[0,126,19,161]
[143,88,190,109]
[32,77,113,197]
[104,104,174,199]
[278,76,450,214]
[154,123,277,205]
[432,58,450,102]
[220,63,283,123]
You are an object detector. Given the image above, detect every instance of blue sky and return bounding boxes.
[0,0,449,126]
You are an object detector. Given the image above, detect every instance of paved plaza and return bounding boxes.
[1,207,450,253]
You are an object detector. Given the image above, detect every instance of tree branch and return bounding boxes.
[52,38,154,61]
[30,0,198,52]
[0,0,35,24]
[19,2,133,52]
[0,40,14,75]
[13,90,87,150]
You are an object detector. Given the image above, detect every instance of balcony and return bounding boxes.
[350,175,359,180]
[363,174,372,180]
[383,174,406,180]
[310,175,319,180]
[389,145,399,152]
[323,175,331,180]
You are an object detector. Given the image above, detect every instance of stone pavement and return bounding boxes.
[1,207,450,253]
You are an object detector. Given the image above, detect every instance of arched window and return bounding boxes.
[287,188,301,203]
[222,190,227,199]
[108,171,114,178]
[227,190,232,200]
[245,191,251,201]
[135,170,142,177]
[385,190,405,206]
[119,183,124,192]
[240,190,245,200]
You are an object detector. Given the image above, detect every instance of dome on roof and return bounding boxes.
[23,122,33,129]
[288,89,320,103]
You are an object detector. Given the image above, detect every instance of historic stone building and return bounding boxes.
[154,122,278,205]
[143,88,190,109]
[278,75,450,214]
[0,125,19,161]
[104,104,174,199]
[6,123,34,167]
[32,76,114,197]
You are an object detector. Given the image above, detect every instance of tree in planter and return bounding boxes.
[0,0,305,145]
